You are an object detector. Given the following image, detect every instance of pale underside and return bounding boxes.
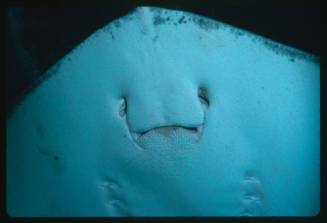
[7,6,319,217]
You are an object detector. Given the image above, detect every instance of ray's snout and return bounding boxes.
[119,87,210,149]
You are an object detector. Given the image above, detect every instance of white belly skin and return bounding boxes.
[6,6,320,217]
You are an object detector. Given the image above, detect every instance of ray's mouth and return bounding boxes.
[128,125,204,150]
[131,125,203,141]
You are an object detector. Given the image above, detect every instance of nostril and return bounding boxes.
[198,87,210,108]
[119,97,127,117]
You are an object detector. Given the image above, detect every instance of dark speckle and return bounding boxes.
[103,25,111,33]
[54,63,61,71]
[109,31,114,40]
[198,18,206,28]
[235,30,244,37]
[262,39,318,63]
[152,35,159,43]
[114,21,121,28]
[178,16,185,24]
[153,15,165,26]
[140,29,146,35]
[192,16,217,31]
[38,149,63,175]
[289,58,295,62]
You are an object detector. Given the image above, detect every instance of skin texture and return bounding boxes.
[7,7,319,217]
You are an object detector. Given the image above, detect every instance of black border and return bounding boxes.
[2,0,324,222]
